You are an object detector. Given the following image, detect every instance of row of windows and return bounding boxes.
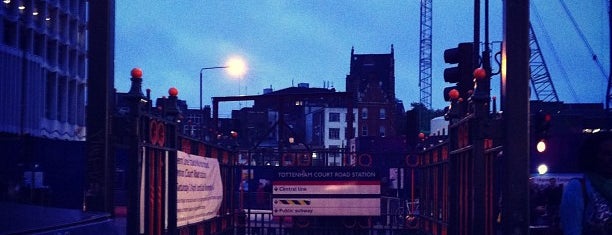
[2,3,87,79]
[2,0,87,46]
[327,108,386,122]
[360,125,386,137]
[328,125,386,139]
[44,70,85,125]
[361,108,386,119]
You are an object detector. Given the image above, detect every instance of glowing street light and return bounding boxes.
[536,139,547,153]
[225,56,248,77]
[537,164,548,175]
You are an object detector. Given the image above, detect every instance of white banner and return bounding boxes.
[176,151,223,227]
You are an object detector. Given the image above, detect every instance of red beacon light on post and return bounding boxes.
[473,67,486,81]
[168,87,178,97]
[131,67,143,79]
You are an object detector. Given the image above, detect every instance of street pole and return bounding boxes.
[501,0,530,234]
[199,66,227,140]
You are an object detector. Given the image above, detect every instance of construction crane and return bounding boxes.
[420,1,610,112]
[418,0,433,132]
[531,0,611,109]
[419,0,433,110]
[528,23,560,102]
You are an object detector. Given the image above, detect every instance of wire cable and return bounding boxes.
[531,1,580,102]
[559,0,609,82]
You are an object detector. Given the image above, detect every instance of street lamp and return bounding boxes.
[198,56,247,140]
[199,66,226,140]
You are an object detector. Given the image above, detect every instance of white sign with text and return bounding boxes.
[176,151,223,227]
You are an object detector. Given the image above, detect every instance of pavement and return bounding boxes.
[0,202,119,235]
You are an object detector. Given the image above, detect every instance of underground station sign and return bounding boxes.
[272,167,380,216]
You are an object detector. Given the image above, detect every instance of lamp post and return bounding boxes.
[199,66,227,140]
[198,57,248,141]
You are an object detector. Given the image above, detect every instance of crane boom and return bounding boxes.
[529,23,560,102]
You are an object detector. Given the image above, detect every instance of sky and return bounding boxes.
[114,1,609,117]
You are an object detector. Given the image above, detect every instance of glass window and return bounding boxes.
[361,108,368,119]
[329,128,340,140]
[361,126,368,136]
[379,126,386,137]
[329,112,340,122]
[379,108,386,119]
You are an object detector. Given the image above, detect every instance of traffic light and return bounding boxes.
[534,111,552,152]
[443,42,475,119]
[443,42,475,101]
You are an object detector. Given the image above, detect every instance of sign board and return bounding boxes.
[272,168,380,216]
[176,151,223,226]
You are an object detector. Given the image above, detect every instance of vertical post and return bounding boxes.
[471,1,487,234]
[608,0,612,112]
[86,0,115,214]
[501,0,530,234]
[213,98,219,140]
[200,71,203,140]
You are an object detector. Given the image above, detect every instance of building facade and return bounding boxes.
[346,46,403,139]
[0,0,89,210]
[346,45,406,152]
[0,0,87,141]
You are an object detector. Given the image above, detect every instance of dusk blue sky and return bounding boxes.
[115,1,609,116]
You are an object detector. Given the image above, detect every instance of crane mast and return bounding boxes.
[419,0,433,131]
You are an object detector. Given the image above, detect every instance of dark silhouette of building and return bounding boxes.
[346,46,404,139]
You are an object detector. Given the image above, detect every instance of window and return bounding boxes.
[45,72,57,119]
[329,128,340,140]
[361,126,368,136]
[379,126,386,137]
[329,112,340,122]
[361,108,368,119]
[379,108,386,119]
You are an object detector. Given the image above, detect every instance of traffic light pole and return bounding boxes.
[471,1,488,234]
[501,1,530,234]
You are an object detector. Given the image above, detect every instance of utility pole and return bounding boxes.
[501,1,530,234]
[85,0,115,213]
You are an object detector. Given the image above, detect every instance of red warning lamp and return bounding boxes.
[230,131,238,139]
[448,89,460,100]
[535,112,552,139]
[473,67,486,81]
[418,132,426,140]
[168,87,178,97]
[131,67,143,78]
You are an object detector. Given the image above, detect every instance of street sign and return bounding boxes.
[272,167,380,216]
